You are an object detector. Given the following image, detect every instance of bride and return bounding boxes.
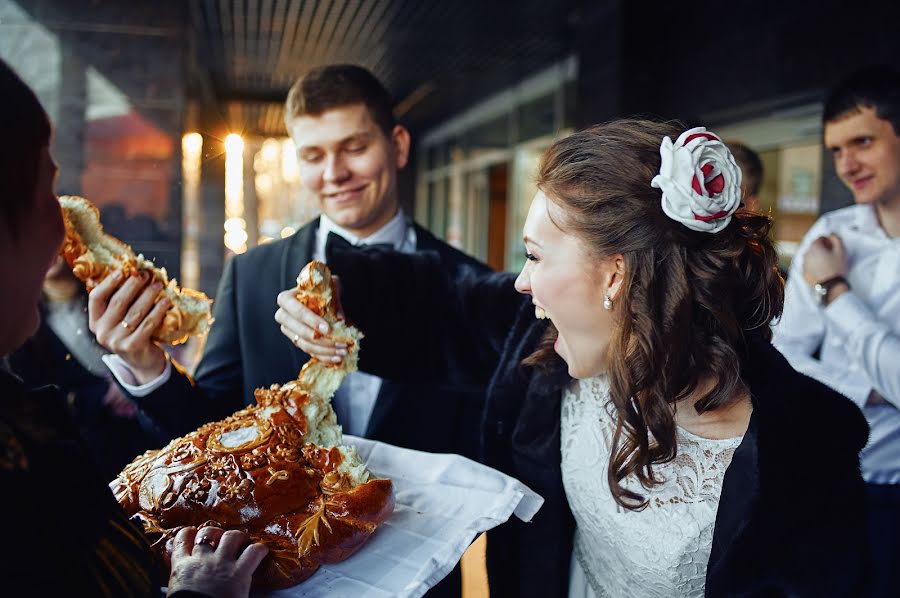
[277,119,869,597]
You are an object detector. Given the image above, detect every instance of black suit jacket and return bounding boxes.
[327,244,871,598]
[132,217,490,461]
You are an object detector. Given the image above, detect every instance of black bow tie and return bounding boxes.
[325,231,394,255]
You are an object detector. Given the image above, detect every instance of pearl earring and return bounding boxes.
[603,295,613,310]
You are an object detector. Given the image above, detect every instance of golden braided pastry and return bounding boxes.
[59,196,212,345]
[111,261,393,589]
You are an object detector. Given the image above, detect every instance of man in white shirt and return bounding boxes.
[773,65,900,597]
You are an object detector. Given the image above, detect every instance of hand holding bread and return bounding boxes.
[275,270,348,363]
[88,268,172,381]
[60,196,213,380]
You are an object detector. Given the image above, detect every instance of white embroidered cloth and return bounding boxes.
[261,435,543,598]
[561,375,741,598]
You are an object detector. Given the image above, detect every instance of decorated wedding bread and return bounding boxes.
[111,261,393,589]
[59,195,212,345]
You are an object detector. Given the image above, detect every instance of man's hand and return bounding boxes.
[167,526,268,598]
[274,287,347,364]
[802,234,848,287]
[88,269,171,383]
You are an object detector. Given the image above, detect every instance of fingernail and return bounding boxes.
[152,282,163,292]
[331,355,343,363]
[318,323,329,334]
[335,342,348,349]
[336,348,347,356]
[111,270,123,281]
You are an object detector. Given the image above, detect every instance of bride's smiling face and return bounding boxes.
[514,190,622,379]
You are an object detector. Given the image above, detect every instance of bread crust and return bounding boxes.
[59,195,212,345]
[112,260,393,589]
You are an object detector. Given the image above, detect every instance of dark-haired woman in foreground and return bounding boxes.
[282,119,870,596]
[0,58,267,597]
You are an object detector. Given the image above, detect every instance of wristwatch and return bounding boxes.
[813,275,849,307]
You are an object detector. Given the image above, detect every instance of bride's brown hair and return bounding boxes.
[524,119,784,510]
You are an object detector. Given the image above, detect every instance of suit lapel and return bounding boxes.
[411,222,443,252]
[282,217,318,290]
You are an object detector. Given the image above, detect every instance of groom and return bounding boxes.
[88,65,490,596]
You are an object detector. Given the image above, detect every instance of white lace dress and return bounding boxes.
[561,375,742,598]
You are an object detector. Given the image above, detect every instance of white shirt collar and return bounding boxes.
[856,202,891,239]
[315,209,413,261]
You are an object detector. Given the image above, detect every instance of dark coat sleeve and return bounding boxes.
[762,383,870,597]
[708,340,871,597]
[327,242,525,388]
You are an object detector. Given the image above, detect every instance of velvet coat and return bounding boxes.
[327,242,871,598]
[0,368,162,596]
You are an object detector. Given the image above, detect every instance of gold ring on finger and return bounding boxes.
[122,320,131,331]
[292,333,300,345]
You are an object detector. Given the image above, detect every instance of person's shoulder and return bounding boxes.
[752,341,868,454]
[411,222,491,273]
[815,203,868,232]
[793,373,868,452]
[233,219,317,269]
[791,205,863,259]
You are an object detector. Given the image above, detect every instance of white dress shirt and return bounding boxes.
[773,203,900,484]
[104,210,416,438]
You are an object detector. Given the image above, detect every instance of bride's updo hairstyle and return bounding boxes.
[527,118,784,510]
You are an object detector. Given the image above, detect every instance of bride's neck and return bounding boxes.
[674,377,752,440]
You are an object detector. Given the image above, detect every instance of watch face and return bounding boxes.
[814,283,828,305]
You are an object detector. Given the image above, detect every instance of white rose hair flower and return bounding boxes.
[650,127,743,233]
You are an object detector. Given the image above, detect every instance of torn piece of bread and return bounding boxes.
[59,195,212,345]
[293,260,364,399]
[111,261,393,590]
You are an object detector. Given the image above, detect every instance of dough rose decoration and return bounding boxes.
[651,127,743,233]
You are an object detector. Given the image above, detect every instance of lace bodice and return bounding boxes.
[561,375,742,598]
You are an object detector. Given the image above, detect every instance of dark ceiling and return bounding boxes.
[11,0,576,137]
[189,0,575,137]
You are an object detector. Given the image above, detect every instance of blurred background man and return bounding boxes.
[774,65,900,598]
